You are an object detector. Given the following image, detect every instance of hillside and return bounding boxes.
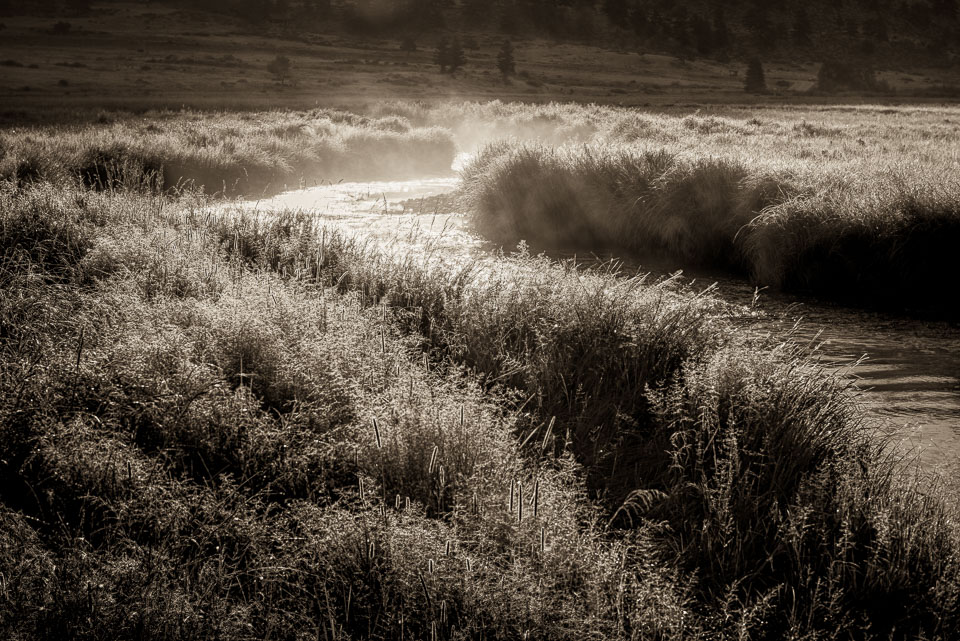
[1,0,959,120]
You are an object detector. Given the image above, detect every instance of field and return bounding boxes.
[454,102,960,314]
[2,97,960,640]
[3,0,960,123]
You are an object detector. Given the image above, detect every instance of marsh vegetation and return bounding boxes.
[2,102,960,640]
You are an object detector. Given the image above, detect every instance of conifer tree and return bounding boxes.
[448,36,466,73]
[267,55,292,86]
[793,8,812,46]
[744,57,766,92]
[497,39,516,78]
[435,37,450,73]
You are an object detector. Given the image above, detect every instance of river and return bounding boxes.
[237,173,960,478]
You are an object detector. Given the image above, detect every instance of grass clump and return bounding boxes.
[0,109,456,196]
[462,136,960,315]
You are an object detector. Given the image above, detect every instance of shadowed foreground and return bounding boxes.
[2,104,960,639]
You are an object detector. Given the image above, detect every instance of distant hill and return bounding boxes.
[3,0,959,67]
[1,0,958,119]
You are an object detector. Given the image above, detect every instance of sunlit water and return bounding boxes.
[237,176,960,477]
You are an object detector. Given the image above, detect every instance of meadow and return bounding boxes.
[0,109,456,195]
[449,101,960,314]
[2,103,960,639]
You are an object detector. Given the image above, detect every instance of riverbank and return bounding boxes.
[4,126,960,636]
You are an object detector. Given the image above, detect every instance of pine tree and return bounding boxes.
[603,0,629,29]
[744,57,766,92]
[497,39,516,78]
[692,15,714,55]
[712,6,729,51]
[630,5,649,36]
[793,8,812,46]
[448,36,466,73]
[435,37,450,73]
[267,55,292,86]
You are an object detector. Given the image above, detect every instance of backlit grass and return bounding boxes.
[456,103,960,314]
[0,109,456,195]
[3,102,960,639]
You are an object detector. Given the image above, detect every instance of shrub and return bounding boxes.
[816,59,878,92]
[744,57,767,92]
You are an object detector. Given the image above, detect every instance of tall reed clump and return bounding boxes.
[643,343,960,638]
[744,178,960,316]
[460,142,796,270]
[462,139,960,315]
[0,109,456,196]
[0,181,697,640]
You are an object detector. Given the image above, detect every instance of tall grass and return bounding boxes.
[0,181,695,640]
[4,101,960,639]
[0,109,456,195]
[210,196,960,639]
[461,134,960,314]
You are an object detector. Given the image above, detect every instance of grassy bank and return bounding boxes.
[457,103,960,315]
[3,103,960,638]
[0,109,456,195]
[1,182,693,639]
[205,192,960,638]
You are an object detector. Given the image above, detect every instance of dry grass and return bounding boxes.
[3,102,960,639]
[0,109,456,195]
[456,103,960,315]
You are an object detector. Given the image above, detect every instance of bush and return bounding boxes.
[744,57,767,92]
[816,59,878,92]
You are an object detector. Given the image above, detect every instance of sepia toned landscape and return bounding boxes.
[2,1,960,639]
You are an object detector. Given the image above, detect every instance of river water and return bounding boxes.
[238,175,960,477]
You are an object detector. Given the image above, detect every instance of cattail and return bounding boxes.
[509,479,515,513]
[533,479,540,517]
[380,328,386,354]
[358,477,365,501]
[465,558,472,571]
[444,540,451,556]
[368,540,376,559]
[438,465,445,486]
[441,600,447,624]
[428,558,435,574]
[395,494,401,510]
[75,326,85,372]
[418,571,432,611]
[372,418,382,449]
[518,481,523,524]
[540,527,545,554]
[429,445,439,474]
[541,416,555,453]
